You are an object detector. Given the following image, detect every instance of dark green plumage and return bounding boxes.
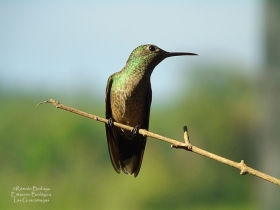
[105,44,197,177]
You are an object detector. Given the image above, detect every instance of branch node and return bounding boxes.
[171,144,178,148]
[171,143,192,151]
[183,126,192,150]
[239,160,248,175]
[50,99,61,108]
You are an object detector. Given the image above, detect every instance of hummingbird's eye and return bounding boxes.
[148,45,156,52]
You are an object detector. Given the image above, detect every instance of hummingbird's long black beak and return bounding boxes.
[164,51,198,57]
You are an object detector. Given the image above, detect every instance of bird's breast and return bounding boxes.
[110,80,150,128]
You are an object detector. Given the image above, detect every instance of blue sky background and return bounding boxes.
[0,1,264,101]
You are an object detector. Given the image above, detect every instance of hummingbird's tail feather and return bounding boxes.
[106,124,146,177]
[118,133,146,177]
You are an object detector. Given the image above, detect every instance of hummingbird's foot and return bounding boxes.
[131,125,140,135]
[107,118,114,127]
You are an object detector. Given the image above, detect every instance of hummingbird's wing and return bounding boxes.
[105,76,152,177]
[105,75,121,174]
[132,88,152,177]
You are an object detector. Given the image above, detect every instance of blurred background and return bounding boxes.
[0,1,279,209]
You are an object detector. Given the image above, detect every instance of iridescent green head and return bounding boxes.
[125,44,197,74]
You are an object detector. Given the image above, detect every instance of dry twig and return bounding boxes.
[37,99,280,186]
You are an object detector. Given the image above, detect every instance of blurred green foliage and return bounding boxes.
[0,67,258,209]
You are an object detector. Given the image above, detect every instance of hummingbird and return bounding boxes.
[105,44,197,177]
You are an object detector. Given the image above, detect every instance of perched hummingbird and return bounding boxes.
[105,44,197,177]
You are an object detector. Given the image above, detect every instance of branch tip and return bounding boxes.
[36,100,50,107]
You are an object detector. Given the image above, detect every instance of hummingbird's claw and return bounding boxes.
[107,118,114,127]
[132,125,140,135]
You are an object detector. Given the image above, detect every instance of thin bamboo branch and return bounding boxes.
[37,99,280,186]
